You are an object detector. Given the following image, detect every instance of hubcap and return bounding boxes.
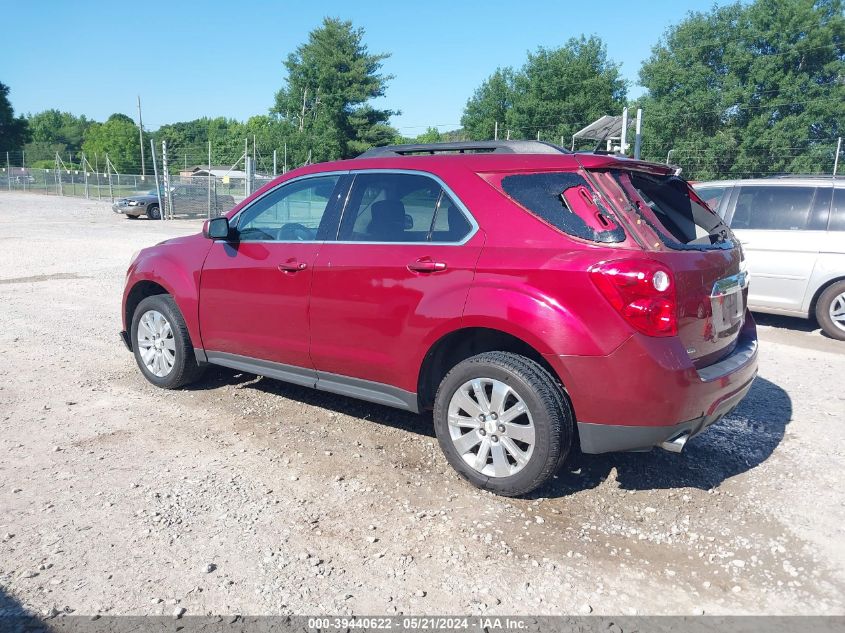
[830,292,845,332]
[447,378,535,478]
[137,309,176,377]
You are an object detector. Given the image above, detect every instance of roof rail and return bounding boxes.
[357,140,570,158]
[765,174,844,180]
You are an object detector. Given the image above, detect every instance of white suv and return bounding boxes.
[694,177,845,340]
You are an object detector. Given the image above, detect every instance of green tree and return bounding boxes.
[25,109,92,162]
[0,82,30,153]
[461,37,626,144]
[461,68,515,140]
[271,17,397,163]
[82,113,141,172]
[638,0,845,179]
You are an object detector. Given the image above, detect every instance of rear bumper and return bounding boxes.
[545,314,758,454]
[577,370,754,453]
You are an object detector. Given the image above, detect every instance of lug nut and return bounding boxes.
[491,413,498,420]
[491,435,499,442]
[479,429,486,436]
[498,424,505,433]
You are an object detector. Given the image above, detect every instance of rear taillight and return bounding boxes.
[589,259,678,337]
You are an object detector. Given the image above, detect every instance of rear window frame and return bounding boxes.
[608,170,736,252]
[490,169,627,245]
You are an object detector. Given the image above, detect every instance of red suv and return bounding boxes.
[121,141,758,496]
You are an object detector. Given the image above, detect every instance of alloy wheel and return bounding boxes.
[447,378,536,478]
[830,292,845,333]
[137,309,176,377]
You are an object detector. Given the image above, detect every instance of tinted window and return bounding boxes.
[695,186,728,214]
[339,173,471,243]
[237,175,340,241]
[809,187,832,230]
[831,188,845,231]
[731,186,815,230]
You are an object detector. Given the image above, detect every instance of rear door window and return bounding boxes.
[731,186,815,230]
[338,172,472,243]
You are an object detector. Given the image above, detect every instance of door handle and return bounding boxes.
[278,260,307,272]
[407,257,447,273]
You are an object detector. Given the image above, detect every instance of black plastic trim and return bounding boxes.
[204,351,419,413]
[357,140,570,158]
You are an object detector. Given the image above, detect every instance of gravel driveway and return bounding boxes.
[1,192,843,618]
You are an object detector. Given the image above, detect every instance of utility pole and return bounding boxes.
[300,88,307,132]
[55,152,63,196]
[834,137,842,177]
[284,143,287,174]
[106,154,114,202]
[620,107,629,155]
[150,139,164,220]
[494,121,498,141]
[273,149,277,177]
[208,140,212,219]
[137,95,146,177]
[634,108,643,160]
[82,152,89,199]
[5,152,9,191]
[162,141,173,219]
[94,154,101,200]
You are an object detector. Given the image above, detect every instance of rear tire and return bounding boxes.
[433,352,573,497]
[147,204,161,220]
[816,280,845,341]
[130,294,204,389]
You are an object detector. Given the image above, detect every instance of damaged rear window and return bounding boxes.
[612,170,733,250]
[500,172,625,243]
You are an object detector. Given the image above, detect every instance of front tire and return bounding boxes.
[816,280,845,341]
[130,294,204,389]
[147,204,161,220]
[433,352,573,497]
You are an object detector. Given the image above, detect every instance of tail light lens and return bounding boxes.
[589,259,678,337]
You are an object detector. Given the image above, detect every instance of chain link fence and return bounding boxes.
[1,158,273,219]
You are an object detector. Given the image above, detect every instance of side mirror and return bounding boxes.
[203,217,230,240]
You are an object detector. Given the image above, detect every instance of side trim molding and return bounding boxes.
[204,351,419,413]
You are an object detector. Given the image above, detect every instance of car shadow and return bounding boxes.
[753,312,819,333]
[187,366,434,438]
[0,584,40,624]
[537,375,792,498]
[186,368,790,497]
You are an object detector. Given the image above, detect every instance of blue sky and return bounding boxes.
[2,0,722,133]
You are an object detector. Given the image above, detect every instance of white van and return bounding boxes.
[694,176,845,340]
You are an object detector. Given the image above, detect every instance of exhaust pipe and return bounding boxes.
[660,432,690,453]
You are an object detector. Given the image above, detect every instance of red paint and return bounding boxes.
[122,150,757,430]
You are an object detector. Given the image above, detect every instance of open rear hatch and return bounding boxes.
[589,167,747,368]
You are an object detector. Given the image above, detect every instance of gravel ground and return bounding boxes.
[1,192,843,618]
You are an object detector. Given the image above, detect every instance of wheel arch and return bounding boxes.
[123,280,170,350]
[809,275,845,319]
[416,326,565,412]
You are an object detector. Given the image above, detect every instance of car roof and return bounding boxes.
[286,151,676,178]
[695,176,844,188]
